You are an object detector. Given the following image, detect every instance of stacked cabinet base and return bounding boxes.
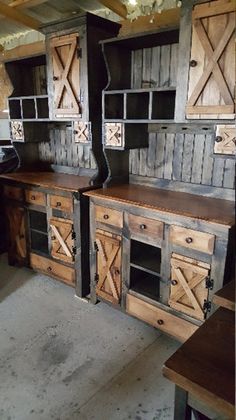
[85,185,234,342]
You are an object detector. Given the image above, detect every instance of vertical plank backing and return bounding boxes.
[181,134,194,182]
[212,158,225,187]
[155,133,166,178]
[169,43,179,87]
[201,134,214,185]
[223,159,235,189]
[191,134,205,184]
[160,45,171,87]
[172,133,184,181]
[146,132,156,177]
[139,149,147,177]
[163,133,175,180]
[151,46,161,87]
[142,48,152,87]
[132,49,143,89]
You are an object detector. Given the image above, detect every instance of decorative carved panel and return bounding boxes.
[73,121,91,143]
[104,123,124,148]
[11,121,24,141]
[214,125,236,155]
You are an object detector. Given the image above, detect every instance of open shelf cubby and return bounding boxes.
[130,266,160,301]
[130,239,161,276]
[29,210,47,233]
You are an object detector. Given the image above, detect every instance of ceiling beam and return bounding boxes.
[0,1,42,30]
[9,0,48,9]
[98,0,127,19]
[0,40,45,62]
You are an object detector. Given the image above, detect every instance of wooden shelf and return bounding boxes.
[8,95,49,121]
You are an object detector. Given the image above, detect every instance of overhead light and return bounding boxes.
[124,0,182,20]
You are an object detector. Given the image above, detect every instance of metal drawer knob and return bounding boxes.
[51,236,56,241]
[56,202,61,207]
[190,59,197,67]
[73,130,78,135]
[140,224,147,230]
[31,195,36,200]
[185,237,193,244]
[113,267,120,276]
[215,136,222,143]
[171,280,178,286]
[157,319,164,325]
[53,76,58,81]
[47,266,52,272]
[103,214,109,220]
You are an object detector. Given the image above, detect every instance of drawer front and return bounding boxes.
[95,205,123,228]
[126,294,198,342]
[25,190,46,206]
[169,225,215,255]
[50,195,73,213]
[30,253,75,286]
[128,214,164,240]
[4,185,23,201]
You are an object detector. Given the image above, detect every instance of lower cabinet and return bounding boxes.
[6,205,27,266]
[95,229,122,305]
[50,217,75,264]
[30,253,75,285]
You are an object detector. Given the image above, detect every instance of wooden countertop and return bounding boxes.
[213,281,235,311]
[163,307,235,418]
[85,184,235,226]
[0,172,92,192]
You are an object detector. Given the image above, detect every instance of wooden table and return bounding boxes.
[213,280,235,311]
[163,307,235,419]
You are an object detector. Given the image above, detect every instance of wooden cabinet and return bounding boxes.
[86,186,234,341]
[95,229,122,305]
[50,218,75,263]
[6,205,27,266]
[186,0,235,119]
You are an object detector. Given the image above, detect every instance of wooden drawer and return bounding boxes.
[169,225,215,255]
[95,205,123,228]
[50,195,73,213]
[128,214,164,240]
[30,253,75,286]
[4,185,23,201]
[25,189,46,206]
[126,294,198,342]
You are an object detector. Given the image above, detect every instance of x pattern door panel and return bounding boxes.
[186,0,235,119]
[50,217,74,263]
[50,33,81,118]
[7,206,26,265]
[169,254,210,321]
[96,229,122,305]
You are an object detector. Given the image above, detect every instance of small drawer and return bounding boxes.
[30,253,75,286]
[4,185,23,201]
[128,214,164,240]
[50,195,73,213]
[126,294,198,342]
[169,225,215,255]
[95,205,123,228]
[25,190,46,206]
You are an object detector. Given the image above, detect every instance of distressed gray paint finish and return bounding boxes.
[129,131,235,195]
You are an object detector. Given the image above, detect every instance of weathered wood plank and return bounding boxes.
[191,134,205,184]
[146,132,156,177]
[139,148,147,177]
[170,43,179,87]
[160,44,171,87]
[201,134,214,186]
[142,47,152,87]
[164,133,175,180]
[151,46,161,87]
[212,158,225,187]
[155,133,166,178]
[172,133,184,181]
[223,159,235,189]
[132,49,143,89]
[181,134,194,183]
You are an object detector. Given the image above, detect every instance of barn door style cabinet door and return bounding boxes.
[6,205,27,266]
[186,0,235,119]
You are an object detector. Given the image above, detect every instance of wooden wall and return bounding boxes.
[38,126,96,169]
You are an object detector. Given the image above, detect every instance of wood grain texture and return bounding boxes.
[163,307,235,418]
[25,189,46,206]
[169,225,215,255]
[95,205,123,228]
[30,252,75,285]
[0,172,91,192]
[128,213,164,241]
[84,184,235,226]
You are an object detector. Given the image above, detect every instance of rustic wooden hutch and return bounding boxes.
[85,0,235,341]
[0,13,120,297]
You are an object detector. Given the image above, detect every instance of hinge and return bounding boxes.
[72,230,76,240]
[77,47,82,58]
[94,241,98,252]
[203,299,212,319]
[94,273,99,283]
[205,277,214,290]
[72,246,77,256]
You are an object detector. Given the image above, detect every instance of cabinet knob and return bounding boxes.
[103,214,109,220]
[31,195,36,201]
[73,130,78,135]
[185,237,193,244]
[51,236,56,241]
[171,280,178,286]
[190,59,197,67]
[53,76,58,81]
[56,202,61,207]
[140,224,147,230]
[113,267,120,276]
[47,266,52,272]
[215,136,222,143]
[157,319,164,325]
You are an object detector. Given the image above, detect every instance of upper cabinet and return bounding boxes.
[42,13,120,122]
[186,0,235,120]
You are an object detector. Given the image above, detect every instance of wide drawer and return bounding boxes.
[128,214,164,240]
[95,205,123,228]
[25,189,46,206]
[4,185,23,201]
[169,225,215,255]
[30,253,75,286]
[50,195,73,213]
[126,294,198,342]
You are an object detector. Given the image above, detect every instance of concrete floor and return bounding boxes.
[0,253,179,420]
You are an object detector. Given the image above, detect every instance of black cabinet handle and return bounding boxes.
[171,280,178,286]
[215,136,222,143]
[31,195,36,201]
[56,202,61,207]
[140,224,147,230]
[157,319,164,326]
[103,214,109,220]
[190,59,197,67]
[53,76,58,81]
[185,237,193,244]
[47,266,52,272]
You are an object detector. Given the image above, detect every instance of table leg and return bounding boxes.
[174,386,192,420]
